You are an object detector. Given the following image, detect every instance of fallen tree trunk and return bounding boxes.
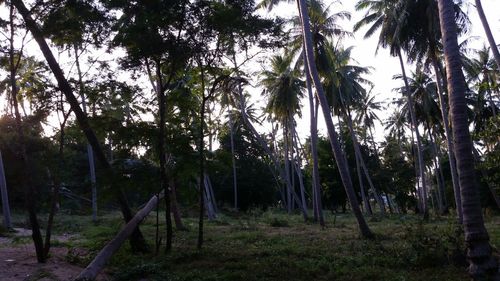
[75,192,164,281]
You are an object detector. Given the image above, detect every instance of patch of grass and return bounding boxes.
[11,236,31,245]
[9,209,495,281]
[24,268,57,281]
[267,217,289,227]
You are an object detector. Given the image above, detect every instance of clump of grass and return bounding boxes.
[11,236,31,245]
[268,217,289,227]
[111,261,176,281]
[25,268,56,281]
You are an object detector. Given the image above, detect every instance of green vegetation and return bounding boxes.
[5,211,494,281]
[0,0,499,279]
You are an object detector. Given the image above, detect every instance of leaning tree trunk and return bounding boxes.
[437,0,500,279]
[74,44,98,223]
[475,0,500,69]
[0,150,12,229]
[12,0,148,252]
[430,51,462,222]
[291,124,309,221]
[75,192,164,281]
[296,0,373,238]
[397,49,428,219]
[345,107,385,215]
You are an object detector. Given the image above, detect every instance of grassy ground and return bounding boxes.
[3,209,500,281]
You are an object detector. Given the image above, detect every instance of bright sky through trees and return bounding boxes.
[0,0,498,143]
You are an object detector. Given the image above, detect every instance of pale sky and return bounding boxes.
[0,0,499,147]
[258,0,500,144]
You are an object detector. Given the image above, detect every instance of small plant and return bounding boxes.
[268,217,289,227]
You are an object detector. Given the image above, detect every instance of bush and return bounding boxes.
[402,220,466,268]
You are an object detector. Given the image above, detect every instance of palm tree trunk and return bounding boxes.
[74,44,98,223]
[431,53,462,222]
[291,124,308,221]
[283,125,293,213]
[437,1,500,278]
[0,150,12,229]
[305,61,324,225]
[428,126,445,214]
[296,0,373,238]
[397,49,428,218]
[229,108,238,210]
[12,0,149,252]
[475,0,500,69]
[345,109,384,215]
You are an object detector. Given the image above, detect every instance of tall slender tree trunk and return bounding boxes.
[12,0,148,252]
[291,124,308,221]
[155,62,173,253]
[397,49,428,219]
[198,63,207,250]
[345,108,385,215]
[9,3,45,262]
[437,1,500,278]
[296,0,373,238]
[0,150,12,229]
[431,53,463,222]
[229,109,238,210]
[74,45,98,223]
[475,0,500,69]
[283,125,292,213]
[428,126,445,214]
[307,73,324,225]
[307,97,325,226]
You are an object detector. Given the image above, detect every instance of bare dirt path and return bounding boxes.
[0,228,109,281]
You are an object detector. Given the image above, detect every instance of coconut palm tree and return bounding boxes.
[403,68,447,213]
[356,89,383,151]
[437,0,500,279]
[474,0,500,68]
[260,53,307,218]
[258,0,372,237]
[293,0,373,237]
[384,108,409,152]
[289,0,350,225]
[355,0,429,218]
[323,44,385,215]
[463,46,499,118]
[394,0,469,221]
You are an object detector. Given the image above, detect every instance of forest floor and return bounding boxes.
[1,209,499,281]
